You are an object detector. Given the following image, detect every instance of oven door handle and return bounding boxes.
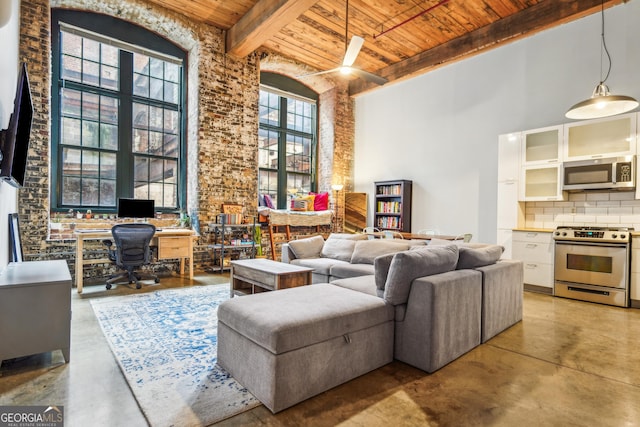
[554,240,628,249]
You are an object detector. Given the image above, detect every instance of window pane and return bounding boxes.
[100,96,118,124]
[62,32,82,56]
[133,53,149,73]
[164,109,178,134]
[133,74,149,97]
[101,44,118,66]
[165,62,179,82]
[163,184,177,207]
[82,93,99,120]
[100,180,116,206]
[62,55,82,82]
[149,132,163,154]
[61,89,81,117]
[82,60,100,86]
[83,38,100,62]
[150,77,163,101]
[62,177,81,205]
[135,157,149,181]
[164,134,179,157]
[61,118,81,145]
[81,151,100,178]
[150,57,163,78]
[82,121,99,147]
[149,106,163,131]
[133,103,148,127]
[82,178,100,205]
[100,123,118,150]
[134,183,149,199]
[258,128,278,168]
[133,128,148,153]
[101,65,118,90]
[164,81,179,103]
[62,148,81,176]
[100,152,117,179]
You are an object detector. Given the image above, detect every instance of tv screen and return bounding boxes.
[0,63,33,188]
[117,198,155,219]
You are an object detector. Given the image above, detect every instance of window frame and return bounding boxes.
[259,73,318,210]
[50,9,187,213]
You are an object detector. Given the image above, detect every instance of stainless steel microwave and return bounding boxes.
[562,156,636,191]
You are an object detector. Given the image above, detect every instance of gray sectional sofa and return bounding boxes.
[217,234,523,413]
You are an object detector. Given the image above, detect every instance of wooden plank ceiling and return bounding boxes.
[142,0,626,95]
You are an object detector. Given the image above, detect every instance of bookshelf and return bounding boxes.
[374,180,412,232]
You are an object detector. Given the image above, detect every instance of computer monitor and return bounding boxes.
[117,198,155,219]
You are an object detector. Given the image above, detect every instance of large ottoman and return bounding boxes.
[217,283,395,413]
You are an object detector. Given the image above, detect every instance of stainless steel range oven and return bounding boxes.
[553,226,632,307]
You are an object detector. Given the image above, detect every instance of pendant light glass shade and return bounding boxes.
[565,1,638,120]
[566,83,639,119]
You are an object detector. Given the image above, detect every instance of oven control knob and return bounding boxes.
[562,232,567,236]
[612,234,618,239]
[621,234,626,239]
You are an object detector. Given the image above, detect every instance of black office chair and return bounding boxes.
[103,223,160,290]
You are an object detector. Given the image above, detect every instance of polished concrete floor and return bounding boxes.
[1,273,640,426]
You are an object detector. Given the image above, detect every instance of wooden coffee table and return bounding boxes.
[230,258,313,297]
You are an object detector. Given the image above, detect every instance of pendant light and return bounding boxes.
[565,1,638,120]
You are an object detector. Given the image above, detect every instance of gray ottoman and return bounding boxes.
[217,283,395,413]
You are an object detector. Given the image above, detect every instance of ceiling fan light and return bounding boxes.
[339,66,352,75]
[566,84,638,120]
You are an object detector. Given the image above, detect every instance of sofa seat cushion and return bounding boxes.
[350,239,410,264]
[384,245,459,305]
[290,258,349,276]
[217,283,394,354]
[330,263,375,279]
[330,275,378,296]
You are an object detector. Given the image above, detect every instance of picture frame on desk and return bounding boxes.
[9,213,23,262]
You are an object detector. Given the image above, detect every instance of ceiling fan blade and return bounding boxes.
[342,35,364,67]
[349,68,388,85]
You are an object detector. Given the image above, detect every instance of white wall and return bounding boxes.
[0,0,20,268]
[354,2,640,243]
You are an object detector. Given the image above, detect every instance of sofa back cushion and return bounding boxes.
[288,235,325,259]
[383,245,459,305]
[327,233,369,241]
[351,239,410,265]
[321,238,357,262]
[374,253,396,292]
[456,244,504,269]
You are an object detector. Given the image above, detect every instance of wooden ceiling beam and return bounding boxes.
[349,0,625,95]
[226,0,319,57]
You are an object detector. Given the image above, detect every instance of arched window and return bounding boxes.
[50,10,187,213]
[258,73,318,209]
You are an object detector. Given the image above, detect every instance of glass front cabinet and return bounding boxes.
[521,125,562,166]
[564,113,636,161]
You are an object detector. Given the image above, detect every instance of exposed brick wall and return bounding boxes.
[17,0,355,280]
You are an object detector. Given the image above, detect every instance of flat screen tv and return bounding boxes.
[0,63,33,188]
[117,198,155,219]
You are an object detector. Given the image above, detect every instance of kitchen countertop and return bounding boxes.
[512,228,554,233]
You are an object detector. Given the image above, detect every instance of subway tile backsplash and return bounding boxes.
[524,191,640,229]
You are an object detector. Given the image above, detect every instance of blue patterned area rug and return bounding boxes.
[90,285,260,426]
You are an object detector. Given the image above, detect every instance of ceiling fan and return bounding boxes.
[299,0,388,85]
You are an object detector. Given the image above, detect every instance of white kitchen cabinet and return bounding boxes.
[564,113,636,161]
[497,134,524,256]
[520,164,564,201]
[521,125,562,166]
[512,230,554,291]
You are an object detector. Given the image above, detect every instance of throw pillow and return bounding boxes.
[374,252,396,291]
[291,198,309,211]
[321,238,357,262]
[456,244,504,269]
[350,239,410,264]
[288,235,325,259]
[263,194,275,209]
[310,191,329,211]
[383,245,459,305]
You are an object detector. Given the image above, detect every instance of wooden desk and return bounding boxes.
[74,228,196,293]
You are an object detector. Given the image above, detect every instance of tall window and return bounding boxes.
[51,11,186,212]
[258,78,317,209]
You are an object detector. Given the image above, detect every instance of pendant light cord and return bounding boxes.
[600,0,612,84]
